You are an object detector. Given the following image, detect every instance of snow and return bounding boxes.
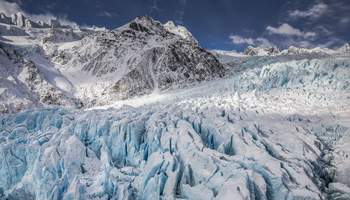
[1,70,349,199]
[164,21,198,44]
[0,12,350,200]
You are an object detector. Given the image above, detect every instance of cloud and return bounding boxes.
[229,35,274,47]
[266,23,316,38]
[229,35,255,45]
[289,2,328,19]
[98,11,115,18]
[0,1,21,15]
[228,1,348,50]
[0,1,78,28]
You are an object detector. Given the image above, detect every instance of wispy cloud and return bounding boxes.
[98,11,116,18]
[229,35,274,47]
[289,2,328,19]
[266,23,316,38]
[0,1,21,15]
[229,35,255,45]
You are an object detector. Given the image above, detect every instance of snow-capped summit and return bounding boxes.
[279,46,335,55]
[50,16,224,105]
[0,15,225,111]
[1,11,350,200]
[244,46,280,56]
[164,21,198,44]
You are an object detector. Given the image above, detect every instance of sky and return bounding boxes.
[1,0,349,50]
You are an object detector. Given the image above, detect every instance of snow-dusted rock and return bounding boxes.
[1,12,350,200]
[1,14,225,111]
[50,16,225,104]
[244,46,280,56]
[0,44,80,114]
[164,21,198,44]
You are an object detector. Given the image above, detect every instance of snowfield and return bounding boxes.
[0,13,350,200]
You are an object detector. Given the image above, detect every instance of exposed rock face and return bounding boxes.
[52,16,225,102]
[42,28,82,44]
[1,11,350,200]
[0,14,225,110]
[0,44,81,114]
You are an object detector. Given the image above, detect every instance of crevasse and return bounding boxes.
[1,102,347,200]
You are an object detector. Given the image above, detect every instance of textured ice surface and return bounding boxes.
[1,49,350,199]
[1,85,349,200]
[1,13,350,200]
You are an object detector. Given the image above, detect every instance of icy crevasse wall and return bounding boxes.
[0,103,346,200]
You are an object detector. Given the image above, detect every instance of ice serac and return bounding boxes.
[1,95,348,200]
[1,11,350,200]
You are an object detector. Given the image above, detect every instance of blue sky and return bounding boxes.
[1,0,349,50]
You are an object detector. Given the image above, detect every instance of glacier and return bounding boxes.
[1,12,350,200]
[1,42,350,199]
[1,79,349,200]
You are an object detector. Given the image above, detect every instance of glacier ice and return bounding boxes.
[1,92,349,200]
[1,12,350,200]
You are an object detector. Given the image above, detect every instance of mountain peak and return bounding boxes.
[164,21,198,44]
[124,15,164,34]
[134,15,156,23]
[244,46,280,56]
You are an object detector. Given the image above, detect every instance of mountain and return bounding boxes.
[244,46,280,56]
[49,16,225,105]
[163,21,198,44]
[0,14,225,112]
[0,12,350,200]
[212,45,349,58]
[0,42,81,113]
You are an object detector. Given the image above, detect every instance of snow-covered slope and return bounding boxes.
[0,41,80,113]
[49,16,224,105]
[0,12,350,200]
[0,14,224,112]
